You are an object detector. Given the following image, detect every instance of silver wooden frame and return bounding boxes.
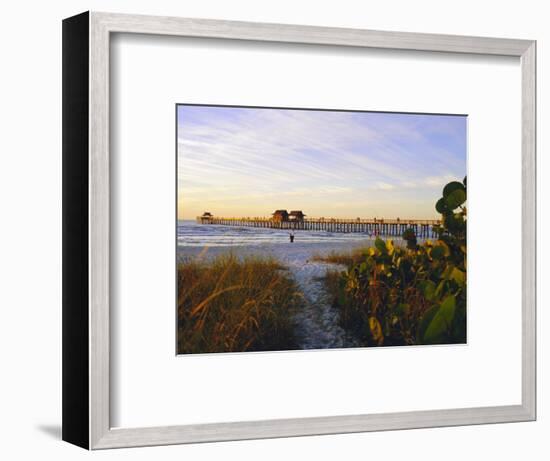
[63,11,536,449]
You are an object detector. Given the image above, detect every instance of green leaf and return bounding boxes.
[431,245,445,259]
[369,316,384,345]
[441,264,455,280]
[440,294,457,321]
[423,295,456,344]
[435,279,446,298]
[420,280,436,301]
[443,181,466,198]
[433,240,451,257]
[443,213,465,233]
[375,238,387,253]
[435,197,448,214]
[450,267,465,284]
[418,305,439,343]
[452,303,467,340]
[445,188,466,209]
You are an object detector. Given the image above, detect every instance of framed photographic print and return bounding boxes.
[63,11,536,449]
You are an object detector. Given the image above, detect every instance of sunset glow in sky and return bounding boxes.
[177,105,466,220]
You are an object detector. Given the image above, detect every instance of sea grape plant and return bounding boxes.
[332,177,467,346]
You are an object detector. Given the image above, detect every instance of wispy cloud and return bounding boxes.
[177,106,466,219]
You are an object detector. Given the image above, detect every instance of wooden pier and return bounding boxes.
[197,211,441,238]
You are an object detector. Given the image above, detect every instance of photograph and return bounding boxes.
[0,1,539,456]
[176,104,467,354]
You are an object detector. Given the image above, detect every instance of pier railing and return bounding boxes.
[196,216,441,238]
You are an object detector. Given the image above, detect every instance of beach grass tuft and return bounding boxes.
[177,253,302,354]
[311,247,367,267]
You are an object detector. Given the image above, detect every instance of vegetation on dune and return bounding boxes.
[321,177,467,346]
[311,248,366,267]
[177,254,302,354]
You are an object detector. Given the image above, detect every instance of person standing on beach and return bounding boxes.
[289,232,295,243]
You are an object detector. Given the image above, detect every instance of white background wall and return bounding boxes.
[0,0,546,459]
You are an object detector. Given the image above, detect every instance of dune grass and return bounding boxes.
[177,253,302,354]
[311,247,367,267]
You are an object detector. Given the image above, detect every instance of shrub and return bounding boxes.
[326,177,467,346]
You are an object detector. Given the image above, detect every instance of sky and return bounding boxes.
[177,105,466,220]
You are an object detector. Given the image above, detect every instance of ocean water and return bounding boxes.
[177,220,384,247]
